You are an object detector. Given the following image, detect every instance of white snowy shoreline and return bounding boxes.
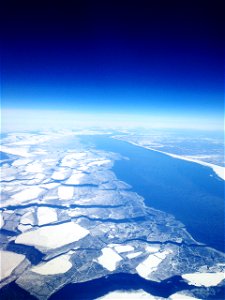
[116,139,225,181]
[155,150,225,181]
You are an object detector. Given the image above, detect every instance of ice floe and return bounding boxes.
[145,245,161,253]
[15,221,89,250]
[51,168,71,180]
[0,250,25,281]
[126,252,143,259]
[20,211,35,225]
[87,159,111,167]
[41,182,59,189]
[97,290,160,299]
[60,152,86,167]
[1,175,16,182]
[64,171,85,185]
[181,272,225,287]
[169,292,200,299]
[58,186,74,200]
[1,146,32,157]
[11,187,45,202]
[17,224,33,232]
[136,250,171,280]
[26,173,46,185]
[0,212,4,229]
[97,247,122,271]
[1,165,18,181]
[37,207,58,225]
[114,245,134,253]
[12,159,33,167]
[31,254,72,275]
[25,162,44,173]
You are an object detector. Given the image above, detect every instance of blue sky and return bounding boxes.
[2,0,224,131]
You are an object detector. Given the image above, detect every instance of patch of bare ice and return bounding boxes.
[1,146,32,157]
[64,171,85,185]
[114,245,134,253]
[12,159,33,167]
[0,212,4,229]
[136,250,171,280]
[31,254,72,275]
[15,221,89,250]
[25,162,44,173]
[97,290,160,299]
[51,168,71,180]
[58,186,74,200]
[11,187,45,202]
[0,250,25,281]
[181,272,225,287]
[126,252,143,259]
[97,248,122,271]
[37,207,58,225]
[169,292,200,299]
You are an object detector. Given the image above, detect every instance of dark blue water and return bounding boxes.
[82,135,224,252]
[50,273,225,300]
[0,151,14,166]
[1,274,224,300]
[0,282,37,300]
[6,241,44,265]
[0,151,9,160]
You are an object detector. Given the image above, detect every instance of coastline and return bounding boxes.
[113,138,225,181]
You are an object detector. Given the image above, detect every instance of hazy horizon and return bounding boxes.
[1,108,224,133]
[2,1,224,132]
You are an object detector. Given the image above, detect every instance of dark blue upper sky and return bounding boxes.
[2,0,224,128]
